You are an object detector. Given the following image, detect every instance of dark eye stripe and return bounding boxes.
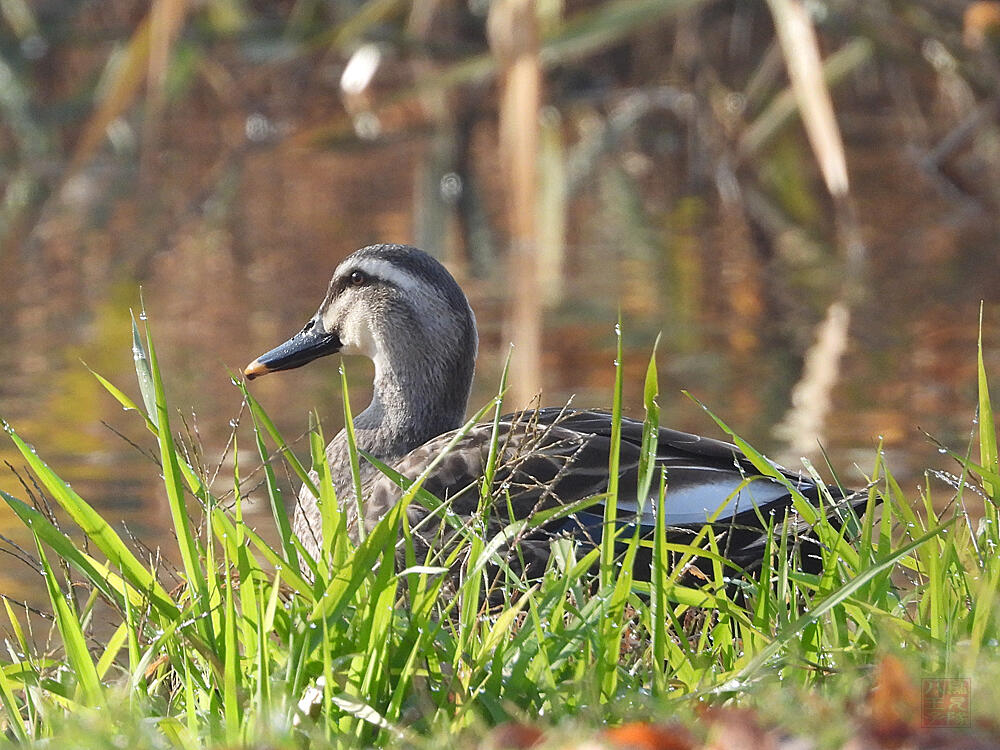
[330,268,402,297]
[334,269,370,294]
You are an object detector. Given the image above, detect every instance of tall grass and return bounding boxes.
[0,314,997,747]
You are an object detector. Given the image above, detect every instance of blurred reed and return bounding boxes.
[488,0,543,407]
[762,0,868,461]
[6,0,1000,474]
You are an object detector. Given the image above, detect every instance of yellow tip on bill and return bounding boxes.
[243,359,270,380]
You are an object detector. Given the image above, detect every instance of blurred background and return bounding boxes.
[1,0,1000,602]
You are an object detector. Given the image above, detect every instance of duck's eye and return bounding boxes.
[349,270,369,287]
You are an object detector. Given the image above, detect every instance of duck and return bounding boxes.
[244,243,862,579]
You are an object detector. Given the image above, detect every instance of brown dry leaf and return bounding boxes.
[483,722,545,750]
[142,653,169,679]
[867,655,920,746]
[601,721,695,750]
[700,707,780,750]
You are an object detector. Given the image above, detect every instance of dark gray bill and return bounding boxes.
[244,321,341,380]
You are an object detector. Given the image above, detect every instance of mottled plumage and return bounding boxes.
[246,244,861,578]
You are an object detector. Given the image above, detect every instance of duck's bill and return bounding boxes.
[244,324,342,380]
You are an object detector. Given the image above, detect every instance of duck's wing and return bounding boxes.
[366,407,861,573]
[530,407,840,526]
[524,408,869,571]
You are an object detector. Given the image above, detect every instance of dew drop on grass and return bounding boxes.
[938,448,948,454]
[229,419,237,428]
[138,312,147,321]
[230,377,240,386]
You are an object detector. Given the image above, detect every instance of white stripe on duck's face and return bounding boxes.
[336,256,437,299]
[320,255,442,362]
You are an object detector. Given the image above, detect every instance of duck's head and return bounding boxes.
[244,245,478,400]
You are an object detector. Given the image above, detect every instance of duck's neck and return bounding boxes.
[351,349,472,462]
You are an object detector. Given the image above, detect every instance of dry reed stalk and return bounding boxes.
[67,2,188,179]
[142,0,190,179]
[764,0,867,460]
[764,0,849,198]
[488,0,543,407]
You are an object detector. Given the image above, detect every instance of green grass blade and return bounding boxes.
[724,516,956,686]
[309,413,347,566]
[87,364,157,434]
[212,508,314,599]
[244,403,300,568]
[649,469,670,694]
[978,303,998,499]
[600,318,624,588]
[967,560,1000,673]
[222,546,241,746]
[686,393,861,569]
[340,363,367,543]
[481,348,513,501]
[0,655,28,742]
[94,621,129,680]
[636,334,661,506]
[140,318,213,645]
[2,599,28,658]
[35,538,103,705]
[131,312,157,427]
[0,454,179,619]
[237,377,319,498]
